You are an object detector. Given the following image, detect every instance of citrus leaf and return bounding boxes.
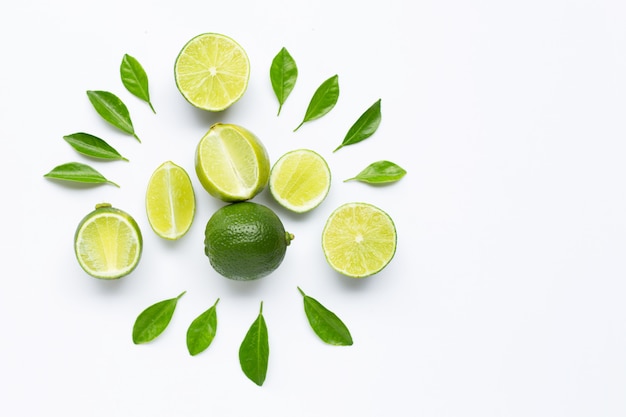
[120,54,155,113]
[294,74,339,131]
[334,99,381,152]
[186,298,219,356]
[44,162,119,187]
[63,132,128,161]
[344,160,406,184]
[132,291,186,344]
[86,90,140,142]
[270,47,298,116]
[239,302,269,386]
[298,287,353,346]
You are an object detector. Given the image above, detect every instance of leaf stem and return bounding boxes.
[293,121,304,132]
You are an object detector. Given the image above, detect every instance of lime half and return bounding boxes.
[322,202,397,278]
[174,33,250,111]
[145,161,195,240]
[269,149,331,213]
[74,203,143,279]
[195,123,270,202]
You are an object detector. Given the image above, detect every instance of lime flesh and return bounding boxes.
[322,202,396,278]
[269,149,331,213]
[74,203,143,279]
[145,161,195,240]
[195,123,270,202]
[174,33,250,111]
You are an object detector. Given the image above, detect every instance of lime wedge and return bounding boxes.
[174,33,250,111]
[74,203,143,279]
[195,123,270,202]
[322,202,397,278]
[269,149,331,213]
[146,161,195,240]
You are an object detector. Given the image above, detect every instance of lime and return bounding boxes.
[74,203,143,279]
[269,149,331,213]
[195,123,270,202]
[321,202,397,278]
[145,161,195,240]
[204,202,294,280]
[174,33,250,111]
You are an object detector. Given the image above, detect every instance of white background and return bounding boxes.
[1,0,626,416]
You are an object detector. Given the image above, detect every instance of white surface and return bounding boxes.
[2,0,626,416]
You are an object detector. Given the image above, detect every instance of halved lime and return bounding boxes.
[74,203,143,279]
[195,123,270,202]
[174,33,250,111]
[269,149,331,213]
[321,202,397,278]
[145,161,195,240]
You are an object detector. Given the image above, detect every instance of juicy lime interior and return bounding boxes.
[195,123,270,202]
[322,202,396,278]
[74,204,143,279]
[174,33,250,111]
[269,149,331,213]
[145,161,195,240]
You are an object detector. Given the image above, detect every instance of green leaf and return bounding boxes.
[270,47,298,116]
[63,132,128,161]
[334,99,381,152]
[186,298,220,356]
[132,291,186,344]
[120,54,155,113]
[239,302,269,386]
[344,160,407,184]
[86,90,140,142]
[294,74,339,131]
[43,162,119,187]
[298,287,353,346]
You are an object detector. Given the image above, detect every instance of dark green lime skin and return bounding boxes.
[204,202,290,280]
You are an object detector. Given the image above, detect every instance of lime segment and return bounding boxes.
[174,33,250,111]
[74,203,143,279]
[321,202,396,278]
[269,149,331,213]
[146,161,195,240]
[195,123,270,202]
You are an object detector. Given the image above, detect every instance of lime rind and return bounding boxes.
[145,161,196,240]
[321,202,397,278]
[269,149,331,213]
[74,205,143,279]
[174,33,250,112]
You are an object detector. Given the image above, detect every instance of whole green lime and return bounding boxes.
[204,202,294,280]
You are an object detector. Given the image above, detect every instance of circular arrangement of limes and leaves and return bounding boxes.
[45,33,406,386]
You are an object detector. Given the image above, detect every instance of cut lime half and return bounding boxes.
[269,149,331,213]
[322,202,397,278]
[74,203,143,279]
[174,33,250,111]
